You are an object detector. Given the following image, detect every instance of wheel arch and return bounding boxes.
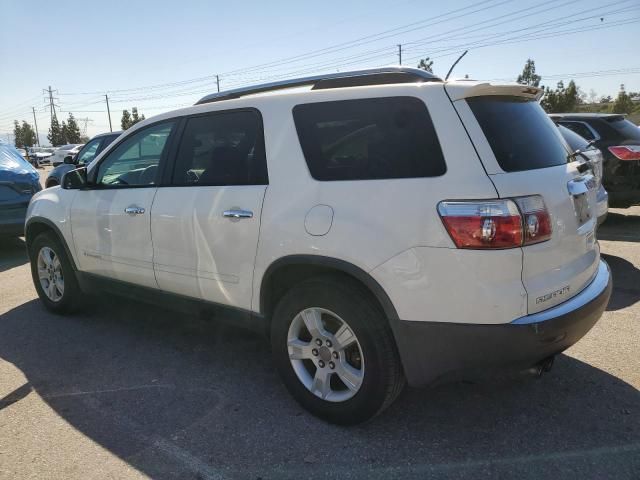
[259,255,399,324]
[25,217,78,270]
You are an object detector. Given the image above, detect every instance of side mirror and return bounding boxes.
[61,166,89,190]
[63,155,75,164]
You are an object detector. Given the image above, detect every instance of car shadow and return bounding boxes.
[0,237,28,273]
[602,253,640,311]
[598,212,640,243]
[0,299,638,479]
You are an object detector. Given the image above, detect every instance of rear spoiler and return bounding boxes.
[445,82,543,102]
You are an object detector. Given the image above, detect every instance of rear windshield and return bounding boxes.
[468,96,569,172]
[606,117,640,141]
[557,124,590,151]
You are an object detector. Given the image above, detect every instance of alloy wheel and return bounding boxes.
[287,307,364,402]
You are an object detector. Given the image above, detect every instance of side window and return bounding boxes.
[76,138,101,164]
[292,97,446,181]
[172,110,268,186]
[97,122,175,186]
[559,121,595,141]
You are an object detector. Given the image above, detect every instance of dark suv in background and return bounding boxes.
[550,113,640,208]
[45,131,122,188]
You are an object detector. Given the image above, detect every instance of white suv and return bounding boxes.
[25,67,611,424]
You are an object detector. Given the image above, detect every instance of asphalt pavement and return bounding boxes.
[0,185,638,479]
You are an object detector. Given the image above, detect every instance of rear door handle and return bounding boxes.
[124,206,145,215]
[223,209,253,219]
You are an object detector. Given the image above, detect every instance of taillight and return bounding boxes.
[437,200,522,249]
[608,145,640,161]
[513,195,552,245]
[438,195,551,249]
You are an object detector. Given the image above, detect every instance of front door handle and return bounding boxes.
[124,206,145,215]
[223,209,253,219]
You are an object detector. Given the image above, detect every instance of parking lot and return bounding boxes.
[0,169,638,479]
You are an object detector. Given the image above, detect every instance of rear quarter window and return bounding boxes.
[292,97,446,181]
[468,96,569,172]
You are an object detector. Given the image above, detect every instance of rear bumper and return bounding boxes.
[393,260,612,387]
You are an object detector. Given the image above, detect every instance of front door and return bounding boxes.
[151,109,268,309]
[70,121,176,288]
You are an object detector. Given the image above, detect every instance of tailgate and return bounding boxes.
[450,91,599,314]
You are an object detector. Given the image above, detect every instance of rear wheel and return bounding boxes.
[271,276,405,424]
[29,231,82,314]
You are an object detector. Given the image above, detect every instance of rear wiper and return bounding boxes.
[567,141,597,163]
[567,149,586,162]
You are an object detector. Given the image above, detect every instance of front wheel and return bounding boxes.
[29,231,82,314]
[271,276,405,424]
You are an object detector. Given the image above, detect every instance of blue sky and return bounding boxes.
[1,0,638,141]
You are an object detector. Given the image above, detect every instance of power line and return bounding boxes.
[52,0,512,99]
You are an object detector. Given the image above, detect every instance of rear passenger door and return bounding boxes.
[151,109,268,309]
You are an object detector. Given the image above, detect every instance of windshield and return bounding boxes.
[467,96,569,172]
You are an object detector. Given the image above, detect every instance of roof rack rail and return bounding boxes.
[195,66,442,105]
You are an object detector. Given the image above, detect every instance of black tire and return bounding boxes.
[271,275,405,425]
[29,231,82,314]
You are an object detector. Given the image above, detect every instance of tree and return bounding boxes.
[13,120,22,148]
[540,80,580,113]
[131,107,145,126]
[61,121,69,144]
[516,58,541,87]
[588,89,598,104]
[599,95,612,104]
[121,109,132,130]
[65,113,82,143]
[416,57,434,73]
[121,107,146,130]
[48,115,64,146]
[20,121,37,147]
[563,80,579,110]
[612,86,634,114]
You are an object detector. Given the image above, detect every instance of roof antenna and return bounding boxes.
[445,50,468,81]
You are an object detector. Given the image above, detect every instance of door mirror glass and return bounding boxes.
[62,166,88,189]
[63,155,75,164]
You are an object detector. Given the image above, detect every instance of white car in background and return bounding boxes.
[50,144,84,166]
[28,147,56,167]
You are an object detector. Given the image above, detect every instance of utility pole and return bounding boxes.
[77,117,93,136]
[105,94,113,132]
[45,86,57,124]
[397,44,402,65]
[216,75,220,93]
[32,107,40,146]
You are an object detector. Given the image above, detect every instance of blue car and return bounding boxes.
[0,141,41,237]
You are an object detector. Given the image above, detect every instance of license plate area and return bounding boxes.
[568,174,597,226]
[573,192,592,224]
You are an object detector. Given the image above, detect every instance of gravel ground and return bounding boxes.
[0,187,638,479]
